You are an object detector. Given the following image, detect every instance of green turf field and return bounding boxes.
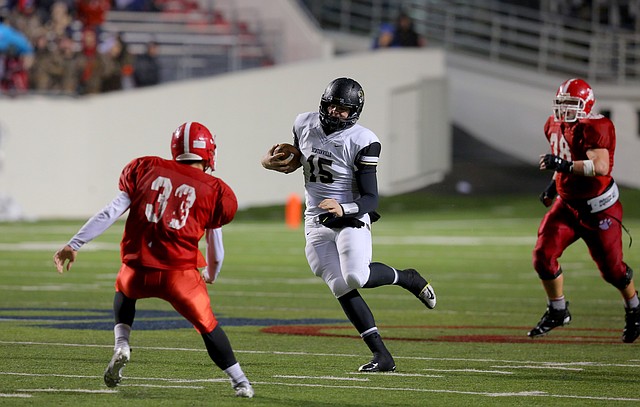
[1,190,640,406]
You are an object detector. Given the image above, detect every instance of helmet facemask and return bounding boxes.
[319,78,364,133]
[553,94,586,123]
[552,78,595,123]
[319,100,358,132]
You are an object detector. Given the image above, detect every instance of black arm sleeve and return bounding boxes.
[345,142,381,217]
[351,168,378,216]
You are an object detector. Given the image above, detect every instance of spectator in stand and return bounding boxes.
[77,28,104,94]
[28,33,60,91]
[101,33,134,92]
[393,12,423,47]
[1,45,29,95]
[6,0,44,43]
[373,23,394,48]
[44,1,73,41]
[373,11,424,49]
[75,0,110,33]
[0,16,34,95]
[57,34,82,94]
[133,40,159,87]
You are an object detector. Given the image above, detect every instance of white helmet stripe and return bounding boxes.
[183,122,193,154]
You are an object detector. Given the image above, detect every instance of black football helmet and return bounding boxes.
[319,77,365,133]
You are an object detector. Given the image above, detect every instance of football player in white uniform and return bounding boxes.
[262,77,436,372]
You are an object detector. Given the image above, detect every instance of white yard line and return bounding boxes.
[2,340,639,402]
[492,365,583,371]
[251,381,640,402]
[274,375,370,381]
[17,388,117,394]
[422,368,514,374]
[0,393,32,398]
[2,340,640,368]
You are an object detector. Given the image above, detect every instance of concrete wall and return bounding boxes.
[0,49,449,219]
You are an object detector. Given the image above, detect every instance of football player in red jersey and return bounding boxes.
[529,78,639,343]
[53,122,254,397]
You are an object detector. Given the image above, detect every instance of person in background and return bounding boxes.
[390,12,423,47]
[0,16,34,95]
[53,122,255,398]
[75,0,110,33]
[101,33,134,91]
[529,78,639,343]
[57,34,82,95]
[77,28,104,94]
[28,33,59,92]
[133,40,160,87]
[373,11,424,49]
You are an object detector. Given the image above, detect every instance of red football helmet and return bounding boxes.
[553,78,595,122]
[171,122,217,171]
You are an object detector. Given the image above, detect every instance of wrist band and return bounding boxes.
[341,202,359,215]
[582,159,595,177]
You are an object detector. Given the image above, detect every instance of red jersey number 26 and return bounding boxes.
[549,132,572,161]
[144,176,196,230]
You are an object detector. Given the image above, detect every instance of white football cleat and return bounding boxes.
[234,381,254,398]
[419,282,437,309]
[104,347,130,388]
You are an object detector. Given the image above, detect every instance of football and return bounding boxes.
[275,143,302,163]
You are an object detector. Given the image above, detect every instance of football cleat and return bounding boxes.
[401,269,436,309]
[104,347,130,388]
[358,353,396,373]
[527,303,571,337]
[234,381,255,398]
[419,282,437,309]
[622,305,640,343]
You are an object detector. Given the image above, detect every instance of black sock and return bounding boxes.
[362,332,393,362]
[337,290,375,334]
[113,292,136,326]
[202,325,238,370]
[363,262,397,288]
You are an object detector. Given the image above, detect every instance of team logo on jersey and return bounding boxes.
[599,218,612,230]
[312,147,332,158]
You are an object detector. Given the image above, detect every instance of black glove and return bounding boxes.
[539,179,557,207]
[542,154,573,173]
[318,213,365,229]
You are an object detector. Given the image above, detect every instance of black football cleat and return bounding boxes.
[400,269,436,309]
[528,303,571,337]
[622,305,640,343]
[358,353,396,373]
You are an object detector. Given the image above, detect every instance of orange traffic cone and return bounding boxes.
[285,193,302,229]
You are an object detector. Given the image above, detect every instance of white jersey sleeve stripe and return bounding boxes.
[358,155,379,165]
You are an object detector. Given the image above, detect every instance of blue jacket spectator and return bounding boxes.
[0,21,34,55]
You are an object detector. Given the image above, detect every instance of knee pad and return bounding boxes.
[533,261,563,281]
[344,272,366,290]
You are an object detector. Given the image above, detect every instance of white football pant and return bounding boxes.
[304,214,372,298]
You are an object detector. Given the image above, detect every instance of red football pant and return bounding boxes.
[115,264,218,334]
[533,199,628,287]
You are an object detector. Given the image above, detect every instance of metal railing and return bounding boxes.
[299,0,640,84]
